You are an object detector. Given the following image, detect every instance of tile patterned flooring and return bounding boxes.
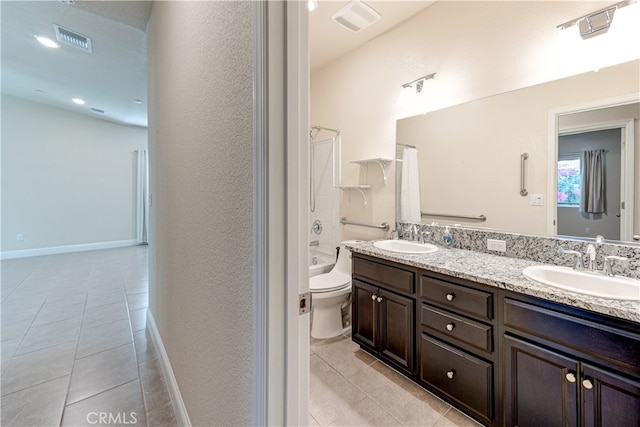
[1,246,177,427]
[310,334,482,427]
[3,245,480,426]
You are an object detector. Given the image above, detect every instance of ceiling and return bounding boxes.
[1,0,432,128]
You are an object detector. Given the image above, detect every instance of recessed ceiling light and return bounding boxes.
[308,0,318,12]
[133,99,143,105]
[72,98,85,105]
[35,36,59,48]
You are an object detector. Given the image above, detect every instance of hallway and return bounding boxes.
[1,246,176,426]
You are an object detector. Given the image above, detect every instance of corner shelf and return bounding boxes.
[336,185,372,206]
[350,158,393,185]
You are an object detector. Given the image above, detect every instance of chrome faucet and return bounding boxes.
[555,248,584,270]
[603,255,628,276]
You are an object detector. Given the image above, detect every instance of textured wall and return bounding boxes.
[147,1,254,425]
[1,95,147,251]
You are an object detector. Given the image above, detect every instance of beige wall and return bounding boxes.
[1,95,147,252]
[310,0,640,240]
[147,1,254,425]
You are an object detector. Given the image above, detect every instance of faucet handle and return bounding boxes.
[556,248,584,270]
[603,255,629,277]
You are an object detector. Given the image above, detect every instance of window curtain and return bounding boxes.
[580,149,605,214]
[136,149,149,244]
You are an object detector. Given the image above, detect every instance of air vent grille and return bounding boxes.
[331,0,381,33]
[53,24,92,53]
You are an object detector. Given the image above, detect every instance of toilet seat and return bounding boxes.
[310,270,351,293]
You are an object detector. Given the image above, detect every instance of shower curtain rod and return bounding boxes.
[310,125,341,136]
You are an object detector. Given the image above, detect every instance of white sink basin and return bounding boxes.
[373,240,439,254]
[522,265,640,301]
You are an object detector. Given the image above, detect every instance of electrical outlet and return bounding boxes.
[487,239,506,252]
[16,233,24,241]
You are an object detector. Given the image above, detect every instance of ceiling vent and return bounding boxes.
[53,24,92,53]
[331,0,381,33]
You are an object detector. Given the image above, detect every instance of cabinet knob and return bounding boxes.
[371,294,377,301]
[582,378,594,390]
[565,372,576,383]
[446,370,456,379]
[446,293,455,301]
[446,323,455,331]
[376,296,383,303]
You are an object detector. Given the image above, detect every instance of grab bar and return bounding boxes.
[340,217,390,231]
[421,212,487,222]
[520,152,529,197]
[309,240,319,247]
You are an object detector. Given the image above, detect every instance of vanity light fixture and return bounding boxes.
[557,0,636,39]
[401,73,436,94]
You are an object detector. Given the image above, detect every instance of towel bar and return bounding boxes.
[340,217,390,231]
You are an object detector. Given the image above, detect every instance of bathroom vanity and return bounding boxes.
[349,244,640,427]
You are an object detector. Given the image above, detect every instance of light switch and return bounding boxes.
[530,194,544,206]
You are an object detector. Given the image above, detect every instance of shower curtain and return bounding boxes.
[136,149,149,244]
[400,147,421,223]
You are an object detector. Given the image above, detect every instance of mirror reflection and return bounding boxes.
[396,60,640,243]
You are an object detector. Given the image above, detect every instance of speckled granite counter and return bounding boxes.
[346,240,640,324]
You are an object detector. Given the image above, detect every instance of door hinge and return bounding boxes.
[621,201,625,209]
[299,292,311,315]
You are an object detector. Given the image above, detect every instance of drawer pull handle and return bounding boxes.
[371,294,377,301]
[446,293,455,301]
[565,372,576,383]
[582,378,593,390]
[446,323,455,331]
[446,370,456,379]
[376,296,383,303]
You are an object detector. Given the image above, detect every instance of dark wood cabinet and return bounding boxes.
[419,272,498,426]
[350,252,640,427]
[582,364,640,427]
[352,256,416,374]
[502,294,640,427]
[504,335,579,427]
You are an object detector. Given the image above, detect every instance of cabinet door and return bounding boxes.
[352,279,377,350]
[582,364,640,427]
[378,288,414,372]
[504,336,579,427]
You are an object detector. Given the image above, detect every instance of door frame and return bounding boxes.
[547,93,639,241]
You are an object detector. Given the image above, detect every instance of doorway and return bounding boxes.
[557,128,622,239]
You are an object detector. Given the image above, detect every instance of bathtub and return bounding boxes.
[309,249,335,277]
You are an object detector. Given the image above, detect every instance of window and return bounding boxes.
[558,154,581,206]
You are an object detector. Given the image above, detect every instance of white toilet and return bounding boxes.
[310,241,357,339]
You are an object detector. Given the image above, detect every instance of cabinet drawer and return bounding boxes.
[353,257,415,294]
[503,298,640,373]
[420,334,493,421]
[421,304,493,353]
[420,274,493,321]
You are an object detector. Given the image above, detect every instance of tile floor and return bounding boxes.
[1,246,177,427]
[310,333,483,427]
[3,245,480,427]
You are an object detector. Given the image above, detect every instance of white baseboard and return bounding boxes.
[147,310,192,427]
[0,239,138,260]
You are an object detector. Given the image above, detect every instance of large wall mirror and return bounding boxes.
[396,59,639,244]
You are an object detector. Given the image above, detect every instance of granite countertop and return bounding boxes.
[346,240,640,324]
